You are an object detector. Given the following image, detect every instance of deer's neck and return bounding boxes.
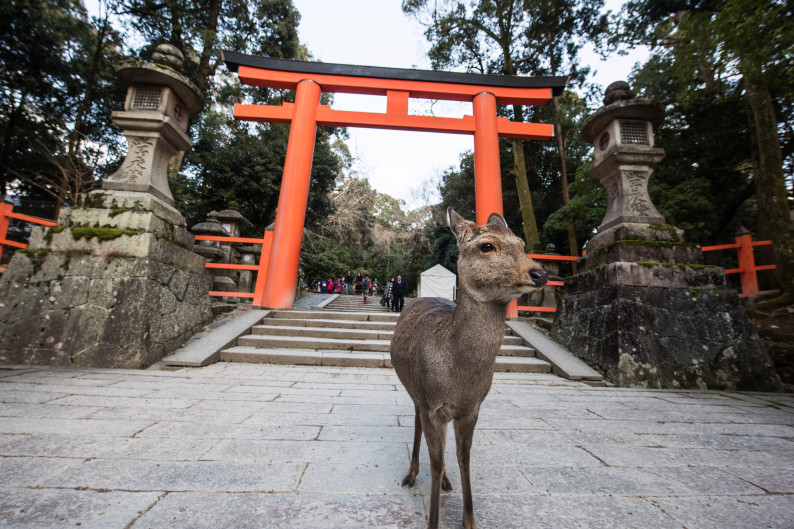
[450,287,508,360]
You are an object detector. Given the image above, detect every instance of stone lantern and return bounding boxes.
[549,81,781,392]
[215,208,253,264]
[0,43,213,369]
[100,43,203,219]
[190,217,237,300]
[236,244,260,295]
[580,81,670,251]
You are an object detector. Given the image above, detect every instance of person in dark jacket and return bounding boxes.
[344,270,353,295]
[392,274,406,312]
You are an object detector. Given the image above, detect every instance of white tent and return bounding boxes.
[418,264,457,301]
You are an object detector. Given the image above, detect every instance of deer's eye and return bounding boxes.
[480,243,494,253]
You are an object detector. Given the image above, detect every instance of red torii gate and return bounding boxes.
[221,51,568,315]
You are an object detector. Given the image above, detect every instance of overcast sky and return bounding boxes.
[290,0,646,208]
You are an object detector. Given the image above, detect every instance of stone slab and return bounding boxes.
[0,488,162,529]
[507,320,603,380]
[648,494,794,529]
[131,492,426,529]
[44,459,306,492]
[164,309,270,366]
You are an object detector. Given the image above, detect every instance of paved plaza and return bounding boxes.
[0,361,792,528]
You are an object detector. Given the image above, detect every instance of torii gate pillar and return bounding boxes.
[262,80,321,308]
[472,91,504,225]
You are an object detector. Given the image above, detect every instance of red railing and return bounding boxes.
[516,253,580,313]
[0,201,57,265]
[193,231,273,305]
[701,233,776,298]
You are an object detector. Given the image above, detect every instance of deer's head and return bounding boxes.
[448,207,547,304]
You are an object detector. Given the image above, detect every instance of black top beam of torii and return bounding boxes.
[221,50,569,97]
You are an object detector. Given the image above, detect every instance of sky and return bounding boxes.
[290,0,647,208]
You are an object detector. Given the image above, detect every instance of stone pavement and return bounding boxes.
[0,362,793,529]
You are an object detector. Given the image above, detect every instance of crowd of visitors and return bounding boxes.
[307,270,406,311]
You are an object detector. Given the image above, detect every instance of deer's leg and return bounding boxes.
[421,408,448,529]
[454,410,479,529]
[402,405,422,487]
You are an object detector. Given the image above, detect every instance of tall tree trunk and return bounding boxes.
[742,66,794,302]
[511,104,541,249]
[552,95,578,272]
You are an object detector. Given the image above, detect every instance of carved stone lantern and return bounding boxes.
[548,81,782,392]
[101,43,203,221]
[580,81,668,250]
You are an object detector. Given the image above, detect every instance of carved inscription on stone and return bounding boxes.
[117,137,154,183]
[624,170,653,216]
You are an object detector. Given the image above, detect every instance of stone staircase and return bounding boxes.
[220,295,553,373]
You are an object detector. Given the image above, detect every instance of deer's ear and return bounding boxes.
[487,213,509,230]
[447,207,474,240]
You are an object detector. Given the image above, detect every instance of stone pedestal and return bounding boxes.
[0,192,212,368]
[0,44,213,369]
[551,82,781,391]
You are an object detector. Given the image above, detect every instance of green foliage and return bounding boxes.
[0,0,127,201]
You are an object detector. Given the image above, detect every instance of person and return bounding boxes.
[344,270,353,295]
[355,272,363,295]
[316,279,322,293]
[362,274,371,304]
[327,277,334,293]
[309,279,317,291]
[321,278,327,292]
[393,274,406,312]
[336,279,342,293]
[383,276,394,311]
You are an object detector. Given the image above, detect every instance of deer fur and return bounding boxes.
[390,208,548,529]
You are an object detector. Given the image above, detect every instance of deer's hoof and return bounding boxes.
[401,475,416,487]
[442,477,453,492]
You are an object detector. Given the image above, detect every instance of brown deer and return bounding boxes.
[391,208,547,529]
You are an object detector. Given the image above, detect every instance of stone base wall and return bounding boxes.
[552,284,782,391]
[0,249,212,368]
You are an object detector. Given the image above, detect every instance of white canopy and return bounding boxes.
[418,264,457,301]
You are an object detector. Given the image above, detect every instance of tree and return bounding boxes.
[619,0,794,303]
[112,0,341,234]
[402,0,606,259]
[0,0,127,212]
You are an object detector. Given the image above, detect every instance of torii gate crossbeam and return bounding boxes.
[221,51,568,314]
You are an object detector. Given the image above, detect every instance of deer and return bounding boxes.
[390,207,548,529]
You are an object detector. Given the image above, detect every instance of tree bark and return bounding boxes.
[552,95,578,272]
[742,66,794,301]
[510,105,541,249]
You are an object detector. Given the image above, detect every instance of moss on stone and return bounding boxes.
[71,227,139,241]
[109,208,130,218]
[634,261,713,270]
[622,238,682,249]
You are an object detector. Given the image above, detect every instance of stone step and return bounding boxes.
[237,334,393,352]
[220,346,391,368]
[254,322,524,346]
[238,331,533,356]
[220,346,551,373]
[494,356,552,373]
[260,317,397,331]
[252,324,392,341]
[270,310,399,322]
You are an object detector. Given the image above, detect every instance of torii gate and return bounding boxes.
[221,51,568,316]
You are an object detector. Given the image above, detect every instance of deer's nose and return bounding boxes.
[529,269,548,287]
